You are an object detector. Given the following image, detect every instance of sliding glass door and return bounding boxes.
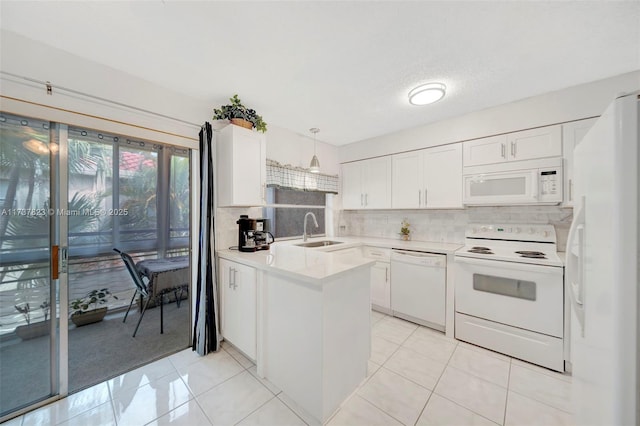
[0,113,59,417]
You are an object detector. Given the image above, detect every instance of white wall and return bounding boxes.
[266,125,339,175]
[340,70,640,162]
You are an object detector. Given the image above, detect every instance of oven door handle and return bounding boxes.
[454,255,563,275]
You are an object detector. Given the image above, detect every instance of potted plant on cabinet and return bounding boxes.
[14,300,51,340]
[70,288,117,327]
[213,94,268,132]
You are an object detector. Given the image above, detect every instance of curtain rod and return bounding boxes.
[1,71,202,128]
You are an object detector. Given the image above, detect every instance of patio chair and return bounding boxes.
[113,248,152,338]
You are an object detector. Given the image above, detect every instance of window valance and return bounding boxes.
[266,159,339,194]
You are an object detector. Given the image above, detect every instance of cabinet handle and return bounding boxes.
[229,268,237,289]
[365,193,368,206]
[424,189,428,206]
[385,267,389,283]
[418,190,421,206]
[511,141,516,157]
[501,143,506,158]
[361,193,364,207]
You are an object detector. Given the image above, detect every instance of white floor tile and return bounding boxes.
[367,360,381,378]
[380,316,420,332]
[384,347,447,390]
[112,372,192,426]
[402,332,457,364]
[108,357,177,395]
[327,395,402,426]
[358,367,431,426]
[177,350,244,396]
[371,310,387,325]
[508,364,573,413]
[22,382,111,426]
[505,391,575,426]
[57,401,116,426]
[416,394,499,426]
[277,393,319,426]
[195,371,273,426]
[248,365,281,395]
[448,345,511,388]
[224,343,255,369]
[412,326,451,343]
[168,348,204,370]
[370,335,399,365]
[372,317,416,345]
[456,341,512,362]
[237,397,306,426]
[435,366,507,425]
[511,358,572,383]
[147,400,212,426]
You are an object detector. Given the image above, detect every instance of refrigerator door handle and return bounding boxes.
[566,196,586,334]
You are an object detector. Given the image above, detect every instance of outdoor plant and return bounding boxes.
[70,288,117,316]
[14,300,50,325]
[213,94,268,132]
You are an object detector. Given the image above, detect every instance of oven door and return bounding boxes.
[454,256,564,337]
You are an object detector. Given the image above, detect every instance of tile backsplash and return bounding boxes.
[337,206,573,252]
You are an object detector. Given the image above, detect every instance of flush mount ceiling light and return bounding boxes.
[309,128,320,174]
[408,82,446,106]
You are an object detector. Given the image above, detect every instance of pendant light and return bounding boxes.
[309,127,320,173]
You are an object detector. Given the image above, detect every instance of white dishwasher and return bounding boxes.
[390,249,446,331]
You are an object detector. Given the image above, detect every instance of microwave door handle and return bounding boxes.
[532,172,539,199]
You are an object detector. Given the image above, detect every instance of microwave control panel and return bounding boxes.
[540,169,560,196]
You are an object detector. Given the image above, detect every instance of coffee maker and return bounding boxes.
[237,215,273,252]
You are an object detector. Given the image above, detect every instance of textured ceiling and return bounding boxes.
[1,1,639,145]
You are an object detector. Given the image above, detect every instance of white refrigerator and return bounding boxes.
[566,92,638,425]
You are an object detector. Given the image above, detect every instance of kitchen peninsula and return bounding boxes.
[217,244,375,425]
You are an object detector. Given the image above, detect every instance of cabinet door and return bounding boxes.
[562,118,597,206]
[507,125,562,161]
[370,261,390,311]
[463,134,508,167]
[422,144,463,209]
[220,259,257,360]
[341,162,363,209]
[392,152,421,208]
[217,125,266,207]
[363,156,392,209]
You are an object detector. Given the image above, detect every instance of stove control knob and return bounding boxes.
[543,230,550,237]
[514,227,521,234]
[528,227,535,234]
[481,226,488,232]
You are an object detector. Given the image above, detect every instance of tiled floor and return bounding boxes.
[5,311,575,426]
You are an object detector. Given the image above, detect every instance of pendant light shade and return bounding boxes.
[309,128,320,173]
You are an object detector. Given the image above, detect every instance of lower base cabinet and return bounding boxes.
[364,247,391,313]
[219,258,257,360]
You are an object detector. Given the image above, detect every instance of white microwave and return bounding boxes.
[463,158,563,206]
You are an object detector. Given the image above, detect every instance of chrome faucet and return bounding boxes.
[303,212,319,242]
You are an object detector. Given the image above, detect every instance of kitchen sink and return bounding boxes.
[295,240,344,248]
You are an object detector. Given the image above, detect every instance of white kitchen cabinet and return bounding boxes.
[341,157,392,209]
[392,144,463,209]
[562,117,598,206]
[506,125,562,161]
[423,144,463,209]
[216,124,266,207]
[363,247,391,313]
[392,151,422,208]
[219,258,257,360]
[463,125,562,167]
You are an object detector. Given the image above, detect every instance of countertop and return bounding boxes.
[217,236,464,283]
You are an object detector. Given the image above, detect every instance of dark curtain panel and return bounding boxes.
[192,122,220,355]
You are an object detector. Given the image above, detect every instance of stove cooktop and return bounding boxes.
[455,224,563,267]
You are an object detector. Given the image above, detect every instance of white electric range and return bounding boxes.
[454,224,565,372]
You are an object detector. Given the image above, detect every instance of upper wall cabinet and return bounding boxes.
[463,125,562,167]
[562,118,598,207]
[217,124,266,207]
[392,144,463,209]
[342,157,392,209]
